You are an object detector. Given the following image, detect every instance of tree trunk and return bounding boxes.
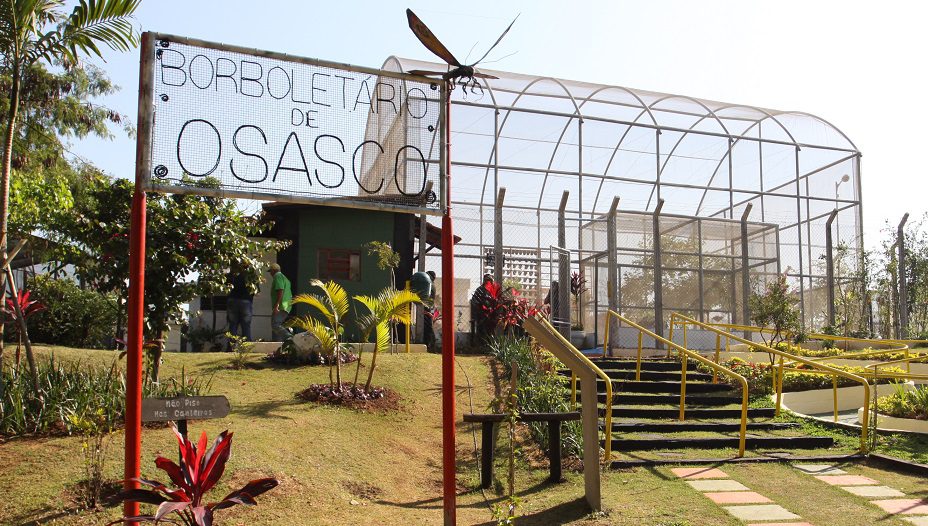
[365,323,385,392]
[0,66,21,374]
[150,339,164,383]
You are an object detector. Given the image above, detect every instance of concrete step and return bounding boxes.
[608,435,834,451]
[589,359,690,372]
[608,380,735,394]
[608,421,800,433]
[600,407,775,419]
[611,393,743,406]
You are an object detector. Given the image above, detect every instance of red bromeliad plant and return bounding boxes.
[475,282,534,333]
[112,425,278,525]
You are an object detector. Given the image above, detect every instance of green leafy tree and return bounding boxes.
[0,0,139,388]
[0,0,141,274]
[288,279,350,388]
[354,287,420,391]
[749,274,801,358]
[48,176,287,380]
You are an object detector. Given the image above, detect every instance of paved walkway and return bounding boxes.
[793,463,928,525]
[671,467,812,525]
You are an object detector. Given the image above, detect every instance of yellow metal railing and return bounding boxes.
[670,313,872,452]
[528,316,614,462]
[604,310,749,457]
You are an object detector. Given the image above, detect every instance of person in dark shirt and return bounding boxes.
[226,267,255,341]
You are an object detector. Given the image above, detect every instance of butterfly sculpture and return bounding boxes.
[405,8,518,93]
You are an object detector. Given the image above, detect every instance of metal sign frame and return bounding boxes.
[137,31,447,216]
[126,31,456,523]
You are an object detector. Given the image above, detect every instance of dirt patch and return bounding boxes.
[342,480,383,500]
[296,384,400,413]
[61,479,123,511]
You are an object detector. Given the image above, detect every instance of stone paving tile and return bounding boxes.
[814,474,879,486]
[686,479,750,492]
[705,491,772,504]
[903,517,928,526]
[872,499,928,515]
[670,467,728,479]
[723,504,800,522]
[793,463,847,475]
[841,485,906,498]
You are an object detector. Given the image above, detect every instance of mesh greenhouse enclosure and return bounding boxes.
[380,57,864,345]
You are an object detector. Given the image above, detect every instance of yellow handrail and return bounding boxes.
[528,317,614,462]
[606,310,749,457]
[670,313,871,452]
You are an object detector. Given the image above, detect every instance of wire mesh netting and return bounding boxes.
[382,56,864,343]
[145,35,444,215]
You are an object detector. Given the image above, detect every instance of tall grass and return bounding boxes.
[487,335,582,457]
[0,356,210,436]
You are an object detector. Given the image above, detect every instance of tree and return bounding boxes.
[749,274,801,358]
[0,0,139,387]
[0,0,140,256]
[49,175,287,380]
[354,287,420,391]
[288,280,350,389]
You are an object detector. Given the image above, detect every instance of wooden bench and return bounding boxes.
[463,411,581,488]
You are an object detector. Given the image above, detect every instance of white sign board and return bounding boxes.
[139,33,445,215]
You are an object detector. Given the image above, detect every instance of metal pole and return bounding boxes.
[740,204,753,340]
[825,209,838,328]
[494,188,506,287]
[607,197,620,355]
[558,191,571,338]
[697,218,705,322]
[653,199,665,347]
[440,86,456,526]
[794,146,806,328]
[898,213,910,339]
[125,32,154,523]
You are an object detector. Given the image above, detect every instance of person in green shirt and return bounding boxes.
[268,263,292,341]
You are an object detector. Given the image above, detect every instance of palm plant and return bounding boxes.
[287,279,349,388]
[354,287,420,391]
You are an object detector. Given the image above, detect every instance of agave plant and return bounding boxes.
[287,279,350,388]
[354,287,421,391]
[112,425,278,525]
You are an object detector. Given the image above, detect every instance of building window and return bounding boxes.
[318,248,361,281]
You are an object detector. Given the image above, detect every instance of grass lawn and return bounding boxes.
[3,345,928,525]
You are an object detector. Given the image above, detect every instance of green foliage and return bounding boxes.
[363,241,400,273]
[226,333,254,370]
[46,175,287,378]
[487,335,582,457]
[68,408,113,509]
[491,495,521,526]
[353,286,420,390]
[0,357,209,436]
[750,274,801,351]
[702,357,904,395]
[288,279,351,388]
[25,275,117,349]
[876,384,928,420]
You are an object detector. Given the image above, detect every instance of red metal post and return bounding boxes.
[124,32,152,522]
[124,186,146,520]
[441,91,456,525]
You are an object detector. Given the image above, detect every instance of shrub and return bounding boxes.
[0,357,210,436]
[26,275,118,349]
[876,384,928,420]
[226,333,254,370]
[701,357,904,395]
[487,335,582,457]
[113,425,278,525]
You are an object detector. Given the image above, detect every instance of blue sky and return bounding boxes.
[69,0,927,247]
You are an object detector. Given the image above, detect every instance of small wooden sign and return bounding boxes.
[141,395,230,423]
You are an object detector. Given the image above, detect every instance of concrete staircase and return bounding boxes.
[566,357,836,459]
